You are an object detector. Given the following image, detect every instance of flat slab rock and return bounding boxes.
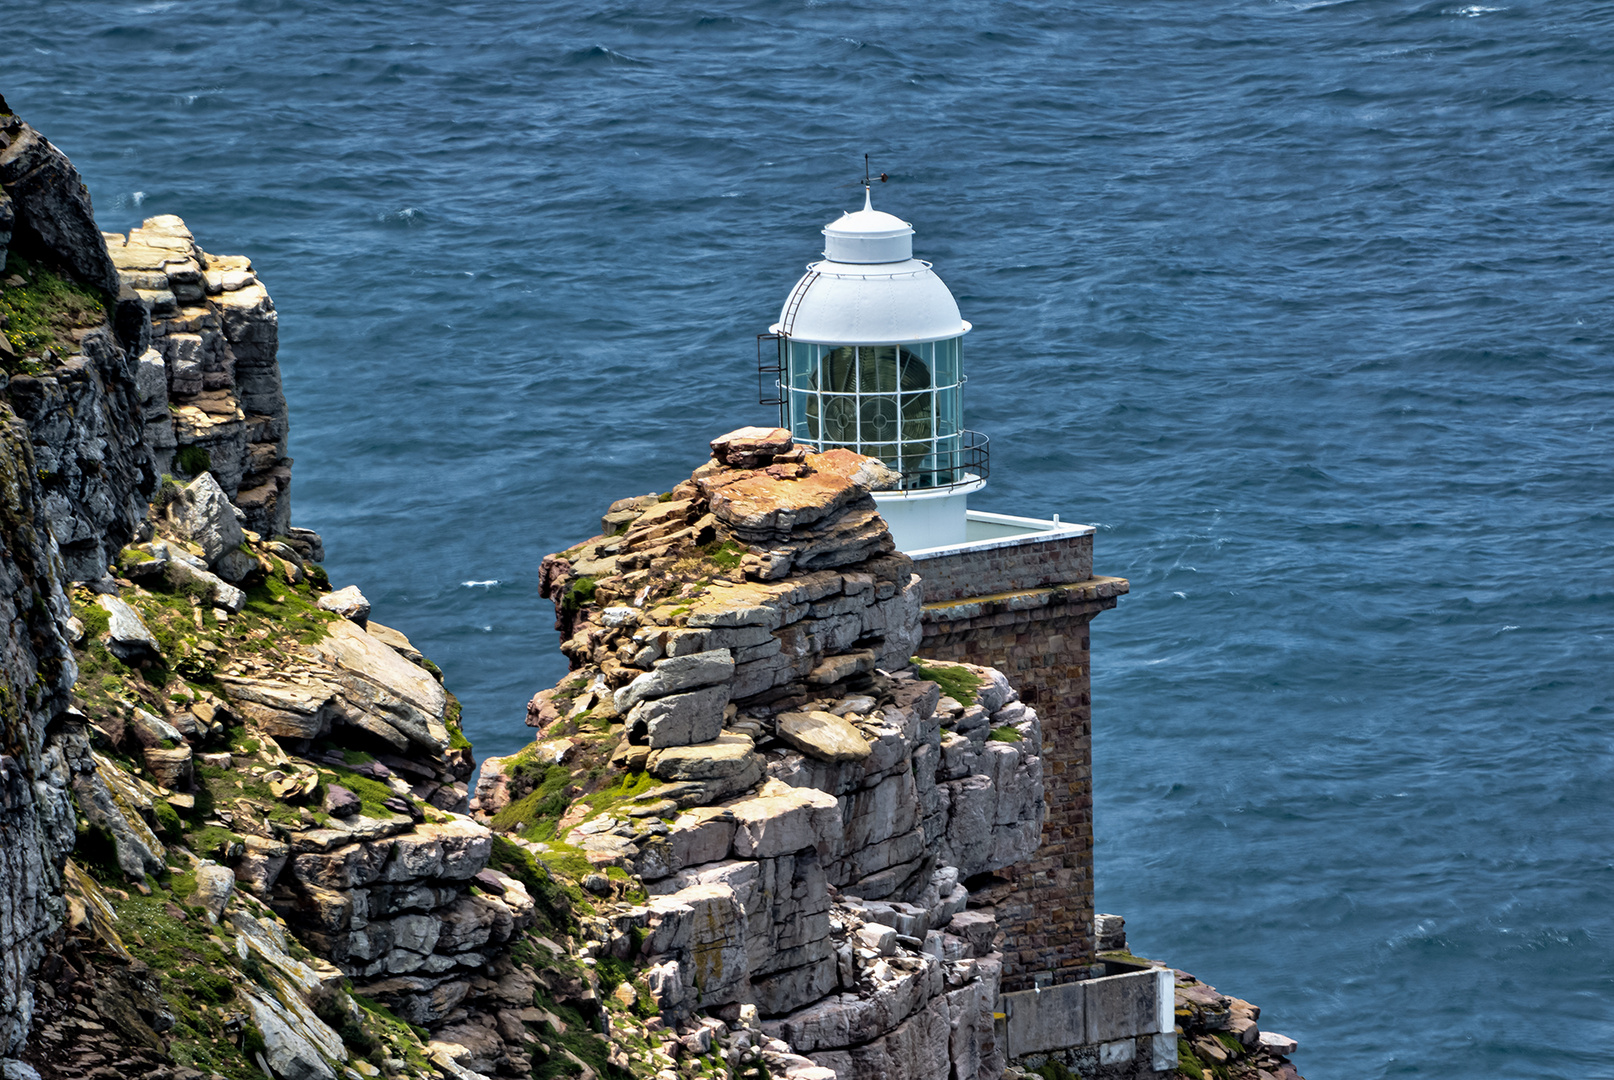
[699,448,899,534]
[1259,1030,1299,1056]
[97,595,159,661]
[775,710,871,763]
[647,732,758,781]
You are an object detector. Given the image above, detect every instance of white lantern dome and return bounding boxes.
[821,195,914,263]
[770,189,971,345]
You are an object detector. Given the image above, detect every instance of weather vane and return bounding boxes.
[863,153,889,190]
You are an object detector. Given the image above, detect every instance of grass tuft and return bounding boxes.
[911,658,984,704]
[0,251,106,362]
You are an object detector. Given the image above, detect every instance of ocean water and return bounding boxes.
[8,1,1613,1075]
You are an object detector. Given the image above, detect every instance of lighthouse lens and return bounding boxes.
[822,396,857,442]
[861,397,899,443]
[859,346,898,394]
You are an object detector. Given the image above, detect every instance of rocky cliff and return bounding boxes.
[0,99,496,1080]
[466,427,1048,1080]
[0,104,1303,1080]
[0,98,1038,1080]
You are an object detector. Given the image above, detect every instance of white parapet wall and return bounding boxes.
[997,967,1176,1074]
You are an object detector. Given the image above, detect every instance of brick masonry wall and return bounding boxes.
[917,575,1126,993]
[916,531,1093,604]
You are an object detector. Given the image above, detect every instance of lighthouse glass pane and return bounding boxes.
[900,392,932,439]
[792,392,813,440]
[821,395,857,443]
[808,346,857,447]
[859,346,897,394]
[820,347,857,393]
[936,384,961,437]
[933,432,962,485]
[934,337,960,387]
[789,342,816,389]
[898,348,931,392]
[913,341,931,373]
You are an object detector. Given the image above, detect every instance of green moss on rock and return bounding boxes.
[0,251,106,360]
[911,658,984,704]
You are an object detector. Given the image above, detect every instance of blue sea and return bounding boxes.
[9,1,1613,1075]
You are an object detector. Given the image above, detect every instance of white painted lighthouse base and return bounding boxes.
[872,478,984,553]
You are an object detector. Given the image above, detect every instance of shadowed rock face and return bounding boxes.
[0,119,120,297]
[0,399,79,1058]
[1,110,153,583]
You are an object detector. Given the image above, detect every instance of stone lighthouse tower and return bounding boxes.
[764,185,1130,995]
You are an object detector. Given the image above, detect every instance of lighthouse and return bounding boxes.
[761,184,1132,1007]
[762,184,1085,559]
[764,187,986,552]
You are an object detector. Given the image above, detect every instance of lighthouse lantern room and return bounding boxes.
[767,188,988,551]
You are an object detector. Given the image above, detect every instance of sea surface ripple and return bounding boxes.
[8,1,1613,1075]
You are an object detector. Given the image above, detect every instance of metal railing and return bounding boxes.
[795,428,989,492]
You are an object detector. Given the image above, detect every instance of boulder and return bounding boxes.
[96,596,159,662]
[710,426,794,468]
[163,472,256,581]
[236,836,290,896]
[630,683,729,748]
[216,674,341,741]
[856,923,896,955]
[775,711,871,763]
[126,708,185,751]
[647,733,762,800]
[240,987,340,1080]
[311,620,449,752]
[615,650,736,713]
[141,745,193,790]
[322,784,359,818]
[945,910,997,958]
[193,864,235,923]
[160,551,246,612]
[70,759,166,880]
[316,585,370,627]
[1259,1031,1298,1056]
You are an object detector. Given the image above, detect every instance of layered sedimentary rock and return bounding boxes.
[0,102,504,1080]
[103,214,294,537]
[475,428,1051,1080]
